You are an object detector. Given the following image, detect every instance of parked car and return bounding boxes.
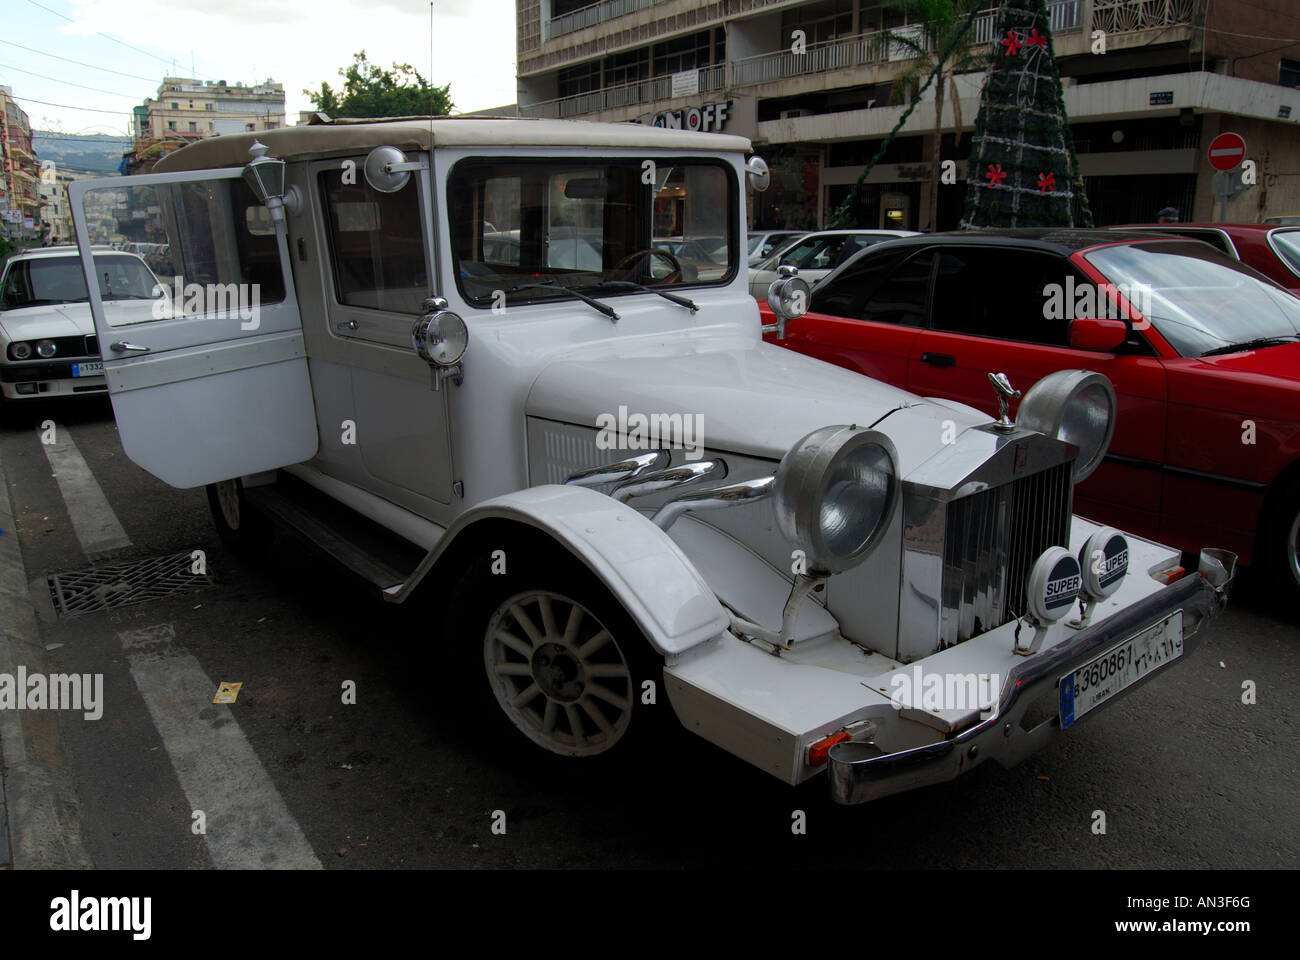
[747,229,808,267]
[1111,223,1300,295]
[0,245,161,406]
[748,229,917,299]
[1264,215,1300,226]
[759,229,1299,597]
[68,120,1232,805]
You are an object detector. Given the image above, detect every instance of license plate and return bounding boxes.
[1059,610,1183,729]
[71,361,103,377]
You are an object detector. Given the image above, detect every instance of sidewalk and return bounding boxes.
[0,438,91,869]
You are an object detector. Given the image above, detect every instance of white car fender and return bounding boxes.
[391,484,729,656]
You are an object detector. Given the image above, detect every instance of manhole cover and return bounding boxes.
[46,551,213,618]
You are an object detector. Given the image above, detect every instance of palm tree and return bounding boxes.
[879,0,989,230]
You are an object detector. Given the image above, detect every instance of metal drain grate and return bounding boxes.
[47,551,213,618]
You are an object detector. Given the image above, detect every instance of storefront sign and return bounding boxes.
[670,70,699,98]
[652,101,731,133]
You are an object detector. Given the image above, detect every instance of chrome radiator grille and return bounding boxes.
[939,461,1073,647]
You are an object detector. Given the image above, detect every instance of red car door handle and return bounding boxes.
[921,352,956,368]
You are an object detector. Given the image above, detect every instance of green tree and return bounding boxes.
[828,0,986,229]
[959,0,1091,227]
[883,0,988,231]
[304,51,453,119]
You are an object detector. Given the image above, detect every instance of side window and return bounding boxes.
[319,167,428,315]
[860,250,933,326]
[930,248,1072,346]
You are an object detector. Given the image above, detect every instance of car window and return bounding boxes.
[0,254,157,310]
[1268,230,1300,277]
[813,249,910,322]
[858,250,933,326]
[930,248,1074,347]
[1156,229,1234,256]
[449,158,735,308]
[320,169,428,315]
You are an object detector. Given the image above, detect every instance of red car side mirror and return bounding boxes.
[1069,316,1128,352]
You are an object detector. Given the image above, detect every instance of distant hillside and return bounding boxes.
[32,132,131,175]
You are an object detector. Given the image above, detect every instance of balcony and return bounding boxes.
[520,63,726,118]
[548,0,669,40]
[521,0,1198,121]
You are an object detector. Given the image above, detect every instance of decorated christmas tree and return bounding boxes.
[959,0,1092,228]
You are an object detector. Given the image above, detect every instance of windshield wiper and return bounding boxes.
[503,280,619,322]
[576,280,698,314]
[1200,336,1299,357]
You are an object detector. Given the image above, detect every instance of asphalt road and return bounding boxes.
[1,398,1296,869]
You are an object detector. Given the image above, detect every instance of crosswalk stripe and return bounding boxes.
[120,624,322,870]
[41,425,131,555]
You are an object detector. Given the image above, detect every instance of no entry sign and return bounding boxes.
[1208,132,1246,171]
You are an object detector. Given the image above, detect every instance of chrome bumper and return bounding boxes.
[827,549,1236,805]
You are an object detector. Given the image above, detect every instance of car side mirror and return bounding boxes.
[1069,316,1128,352]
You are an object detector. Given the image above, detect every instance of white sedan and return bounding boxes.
[0,246,161,405]
[748,229,918,300]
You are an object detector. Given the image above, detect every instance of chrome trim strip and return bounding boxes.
[652,475,775,531]
[828,552,1235,805]
[612,458,727,502]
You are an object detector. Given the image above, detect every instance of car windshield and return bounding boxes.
[0,254,158,309]
[1084,241,1300,357]
[765,234,883,271]
[448,158,735,308]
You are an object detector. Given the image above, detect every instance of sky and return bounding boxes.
[1,0,519,136]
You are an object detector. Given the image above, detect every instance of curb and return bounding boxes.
[0,437,92,869]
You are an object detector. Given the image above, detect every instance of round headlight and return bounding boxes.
[11,342,32,360]
[1016,370,1116,481]
[36,339,57,358]
[411,309,468,367]
[766,270,811,321]
[773,425,899,574]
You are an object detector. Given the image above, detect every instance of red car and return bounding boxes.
[1112,223,1300,296]
[759,230,1300,596]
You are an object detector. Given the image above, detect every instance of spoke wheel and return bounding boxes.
[484,589,634,757]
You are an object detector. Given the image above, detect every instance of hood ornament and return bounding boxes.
[988,372,1021,433]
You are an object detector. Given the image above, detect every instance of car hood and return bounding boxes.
[0,299,160,341]
[527,340,984,473]
[1194,340,1300,382]
[0,302,94,340]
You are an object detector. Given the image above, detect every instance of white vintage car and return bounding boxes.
[0,246,162,405]
[68,118,1234,804]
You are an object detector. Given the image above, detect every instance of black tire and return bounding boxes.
[205,478,275,555]
[455,543,664,764]
[1257,476,1300,607]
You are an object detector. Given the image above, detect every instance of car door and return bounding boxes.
[769,247,932,386]
[69,167,317,489]
[906,245,1167,535]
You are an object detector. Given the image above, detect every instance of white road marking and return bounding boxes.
[41,425,131,555]
[120,624,322,869]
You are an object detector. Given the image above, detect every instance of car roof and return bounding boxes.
[7,245,124,260]
[865,228,1180,254]
[1112,222,1296,235]
[154,116,753,173]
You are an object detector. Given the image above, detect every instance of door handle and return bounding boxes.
[921,352,955,368]
[110,341,151,353]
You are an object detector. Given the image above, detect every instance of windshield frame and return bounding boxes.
[446,154,740,312]
[1082,238,1300,358]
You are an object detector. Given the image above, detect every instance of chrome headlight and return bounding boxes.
[11,342,32,360]
[773,425,899,574]
[36,339,57,358]
[1016,370,1116,482]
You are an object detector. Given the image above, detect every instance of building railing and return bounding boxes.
[523,0,1199,118]
[520,63,726,118]
[548,0,668,39]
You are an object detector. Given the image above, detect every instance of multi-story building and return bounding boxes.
[0,86,41,240]
[124,78,286,174]
[515,1,1300,230]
